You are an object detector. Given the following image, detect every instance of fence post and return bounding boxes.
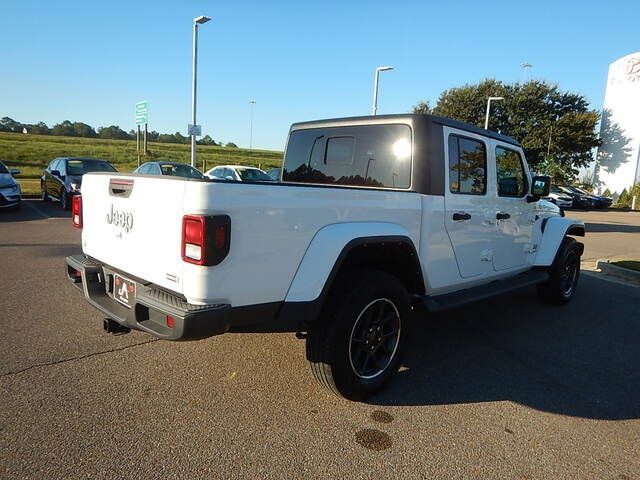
[632,195,637,211]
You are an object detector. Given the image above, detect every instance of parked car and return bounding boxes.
[66,113,584,400]
[571,186,612,208]
[42,157,117,210]
[557,186,594,209]
[544,186,574,208]
[205,165,274,182]
[0,160,21,209]
[266,167,282,181]
[134,161,205,179]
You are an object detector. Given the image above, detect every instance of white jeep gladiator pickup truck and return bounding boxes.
[66,114,585,400]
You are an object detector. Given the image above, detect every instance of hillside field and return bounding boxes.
[0,132,283,194]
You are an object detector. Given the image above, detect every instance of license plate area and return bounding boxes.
[113,274,136,308]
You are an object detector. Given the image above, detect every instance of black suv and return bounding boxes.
[41,157,117,209]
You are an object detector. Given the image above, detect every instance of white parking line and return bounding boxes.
[22,201,50,220]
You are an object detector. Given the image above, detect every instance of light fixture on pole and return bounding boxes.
[484,96,504,130]
[249,100,256,153]
[371,66,393,115]
[520,62,532,83]
[190,15,211,168]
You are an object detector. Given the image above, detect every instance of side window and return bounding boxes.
[138,164,148,174]
[448,135,487,195]
[495,147,527,197]
[282,124,412,189]
[48,159,57,171]
[59,160,66,176]
[52,159,62,174]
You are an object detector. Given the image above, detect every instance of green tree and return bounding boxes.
[28,122,51,135]
[51,120,76,136]
[601,188,612,197]
[414,79,601,183]
[412,101,431,114]
[72,122,97,137]
[198,135,218,146]
[0,117,23,132]
[225,142,238,148]
[98,125,130,140]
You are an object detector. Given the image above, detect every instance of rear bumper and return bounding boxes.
[65,254,231,340]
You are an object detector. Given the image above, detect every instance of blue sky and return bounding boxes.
[1,0,638,151]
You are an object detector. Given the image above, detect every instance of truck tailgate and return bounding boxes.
[80,173,187,295]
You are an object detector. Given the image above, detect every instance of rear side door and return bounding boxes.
[443,128,495,278]
[491,143,535,271]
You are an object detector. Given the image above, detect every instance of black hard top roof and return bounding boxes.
[290,113,521,147]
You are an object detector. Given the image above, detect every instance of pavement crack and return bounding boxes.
[2,338,159,377]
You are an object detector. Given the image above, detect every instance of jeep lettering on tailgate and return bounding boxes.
[106,204,133,233]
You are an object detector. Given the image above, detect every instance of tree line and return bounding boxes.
[0,117,238,148]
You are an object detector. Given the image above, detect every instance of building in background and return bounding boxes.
[595,51,640,194]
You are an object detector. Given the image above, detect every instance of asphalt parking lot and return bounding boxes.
[1,201,639,479]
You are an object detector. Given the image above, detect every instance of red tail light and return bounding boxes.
[181,215,231,266]
[72,195,82,228]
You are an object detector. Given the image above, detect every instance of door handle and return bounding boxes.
[452,212,471,221]
[496,212,511,220]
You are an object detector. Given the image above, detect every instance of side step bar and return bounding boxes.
[421,269,549,313]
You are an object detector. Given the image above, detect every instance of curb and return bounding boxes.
[596,259,640,282]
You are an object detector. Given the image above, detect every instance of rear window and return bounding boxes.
[236,168,273,181]
[67,159,116,175]
[159,163,204,179]
[282,124,412,189]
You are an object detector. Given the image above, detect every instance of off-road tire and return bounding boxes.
[537,237,582,305]
[306,269,410,401]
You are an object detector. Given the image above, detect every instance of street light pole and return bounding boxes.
[249,100,256,153]
[371,66,393,115]
[190,15,210,168]
[484,96,504,130]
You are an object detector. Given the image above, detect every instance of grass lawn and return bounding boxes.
[0,132,283,184]
[18,178,41,196]
[611,260,640,272]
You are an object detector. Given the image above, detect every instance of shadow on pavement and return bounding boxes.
[0,243,81,257]
[0,200,71,222]
[584,222,640,234]
[372,275,640,420]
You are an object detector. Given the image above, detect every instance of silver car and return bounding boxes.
[205,165,274,182]
[0,160,21,209]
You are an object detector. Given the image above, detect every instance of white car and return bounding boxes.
[205,165,274,182]
[66,114,585,400]
[0,160,21,209]
[544,186,573,208]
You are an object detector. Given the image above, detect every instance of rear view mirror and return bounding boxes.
[51,170,61,177]
[531,175,551,197]
[10,168,20,176]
